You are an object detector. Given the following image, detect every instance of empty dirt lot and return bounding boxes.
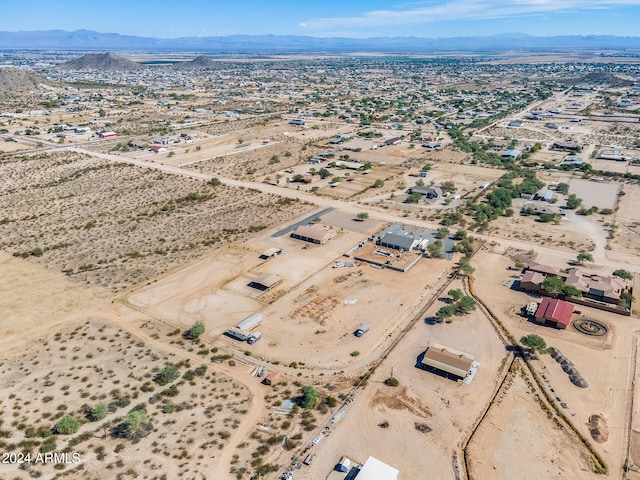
[0,151,311,291]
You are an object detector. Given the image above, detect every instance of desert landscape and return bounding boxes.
[1,34,640,480]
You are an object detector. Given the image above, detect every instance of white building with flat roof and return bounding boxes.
[355,456,399,480]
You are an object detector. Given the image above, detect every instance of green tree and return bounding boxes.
[384,377,399,387]
[405,192,422,203]
[520,334,548,354]
[542,276,566,294]
[98,109,106,118]
[458,258,475,276]
[208,177,221,186]
[453,230,467,241]
[373,179,384,188]
[562,285,582,297]
[435,227,450,239]
[427,240,443,258]
[154,365,180,385]
[124,409,147,432]
[613,269,633,280]
[318,168,331,179]
[577,252,593,264]
[454,296,477,314]
[186,321,205,340]
[621,291,634,309]
[436,305,455,322]
[302,386,319,409]
[90,403,108,422]
[448,289,464,302]
[415,179,425,187]
[356,212,369,221]
[55,415,80,435]
[441,181,457,193]
[556,183,570,194]
[269,155,280,164]
[566,194,582,209]
[31,247,44,257]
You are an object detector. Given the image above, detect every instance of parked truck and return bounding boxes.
[355,324,370,337]
[247,332,262,344]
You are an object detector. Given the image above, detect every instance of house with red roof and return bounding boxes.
[534,298,574,329]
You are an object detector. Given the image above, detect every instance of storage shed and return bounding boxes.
[264,370,282,386]
[248,273,282,291]
[420,343,475,379]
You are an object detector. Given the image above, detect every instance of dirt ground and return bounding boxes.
[471,249,635,476]
[0,250,267,480]
[467,369,601,480]
[128,210,454,370]
[297,278,507,480]
[0,151,309,291]
[609,183,640,261]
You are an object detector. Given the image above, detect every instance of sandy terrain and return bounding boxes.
[0,151,309,291]
[609,183,640,262]
[471,249,635,476]
[296,277,507,480]
[0,249,270,480]
[468,371,601,480]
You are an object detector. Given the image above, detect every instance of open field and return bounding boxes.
[471,249,635,476]
[467,370,601,480]
[2,50,640,480]
[297,277,507,480]
[0,151,311,291]
[0,249,266,480]
[609,183,640,261]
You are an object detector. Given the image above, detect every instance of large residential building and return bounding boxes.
[564,268,626,305]
[290,224,336,244]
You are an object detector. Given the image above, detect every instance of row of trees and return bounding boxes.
[435,288,478,322]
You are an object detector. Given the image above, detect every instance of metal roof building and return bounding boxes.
[502,149,521,158]
[534,298,574,329]
[290,224,336,244]
[378,232,419,252]
[355,456,399,480]
[420,343,475,379]
[248,273,282,291]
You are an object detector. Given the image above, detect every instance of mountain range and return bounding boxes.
[0,30,639,53]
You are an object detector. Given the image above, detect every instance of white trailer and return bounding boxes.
[235,313,262,331]
[225,328,250,341]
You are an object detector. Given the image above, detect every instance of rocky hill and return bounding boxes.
[61,52,143,71]
[0,68,46,94]
[177,55,218,70]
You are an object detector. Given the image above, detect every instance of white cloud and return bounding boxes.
[302,0,640,31]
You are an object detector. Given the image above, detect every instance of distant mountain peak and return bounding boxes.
[61,52,143,71]
[0,29,638,53]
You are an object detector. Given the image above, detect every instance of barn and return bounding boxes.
[419,343,475,380]
[248,273,282,291]
[534,298,574,329]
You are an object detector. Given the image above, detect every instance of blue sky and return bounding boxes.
[3,0,640,38]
